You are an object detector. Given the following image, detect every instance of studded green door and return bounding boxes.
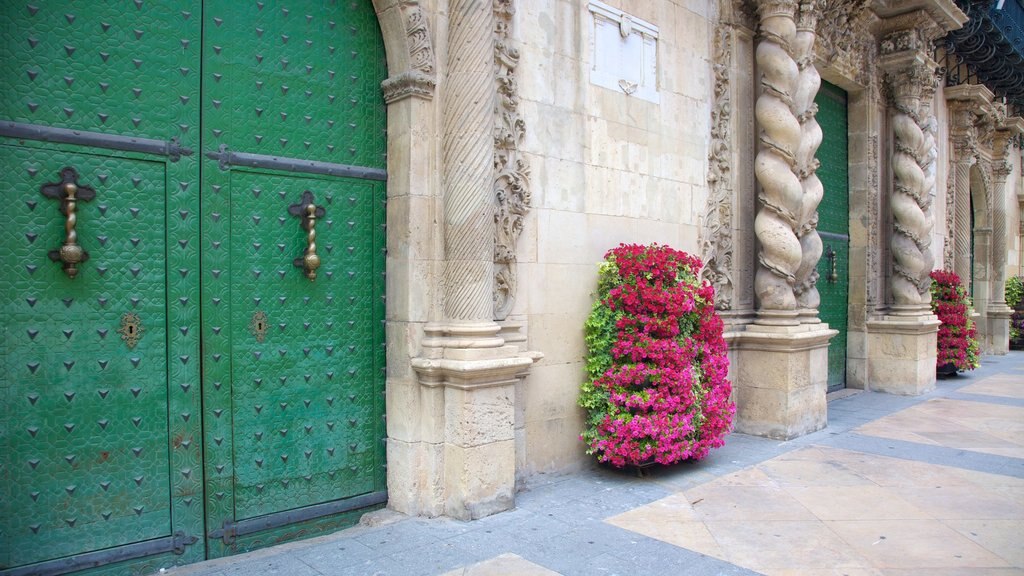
[198,1,387,558]
[1,2,205,574]
[2,1,387,573]
[815,81,849,391]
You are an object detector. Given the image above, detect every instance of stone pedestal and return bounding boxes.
[866,314,941,395]
[731,323,836,440]
[986,306,1013,355]
[411,324,539,520]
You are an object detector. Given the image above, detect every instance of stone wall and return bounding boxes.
[513,0,715,474]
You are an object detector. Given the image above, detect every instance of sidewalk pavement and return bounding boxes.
[163,352,1024,576]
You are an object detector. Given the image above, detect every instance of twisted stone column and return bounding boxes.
[792,0,823,321]
[442,0,497,323]
[883,57,937,311]
[754,0,803,323]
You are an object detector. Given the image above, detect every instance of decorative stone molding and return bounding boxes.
[701,21,736,310]
[792,0,824,322]
[753,0,804,323]
[867,134,881,310]
[493,0,531,321]
[881,53,939,309]
[381,1,437,102]
[383,70,437,103]
[815,0,873,85]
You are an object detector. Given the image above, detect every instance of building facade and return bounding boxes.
[1,0,1022,573]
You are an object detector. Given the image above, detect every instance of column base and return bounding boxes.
[866,314,941,395]
[410,322,540,520]
[731,323,837,440]
[986,305,1013,355]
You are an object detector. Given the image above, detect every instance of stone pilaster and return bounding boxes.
[732,0,835,440]
[987,118,1024,353]
[945,86,992,281]
[410,0,538,521]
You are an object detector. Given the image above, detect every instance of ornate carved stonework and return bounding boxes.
[883,58,939,306]
[866,134,880,309]
[815,0,874,86]
[383,71,437,103]
[493,0,531,320]
[944,173,956,267]
[701,22,736,310]
[382,1,437,102]
[880,29,927,55]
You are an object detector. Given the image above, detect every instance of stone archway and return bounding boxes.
[970,163,993,315]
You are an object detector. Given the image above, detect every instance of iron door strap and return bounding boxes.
[207,491,388,546]
[0,121,193,161]
[205,145,386,181]
[0,533,197,576]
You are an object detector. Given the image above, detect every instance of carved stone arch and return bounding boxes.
[369,0,442,516]
[970,160,992,230]
[969,161,993,316]
[373,0,437,103]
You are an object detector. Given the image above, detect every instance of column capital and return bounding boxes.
[880,51,939,108]
[757,0,799,20]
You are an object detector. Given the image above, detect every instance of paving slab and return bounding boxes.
[159,352,1024,576]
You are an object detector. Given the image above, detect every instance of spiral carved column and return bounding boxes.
[754,0,803,324]
[792,0,823,322]
[882,56,938,312]
[442,0,498,323]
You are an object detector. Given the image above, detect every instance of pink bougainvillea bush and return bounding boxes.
[578,243,735,468]
[930,269,980,372]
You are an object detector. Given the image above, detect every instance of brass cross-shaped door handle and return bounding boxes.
[288,190,326,281]
[41,167,96,279]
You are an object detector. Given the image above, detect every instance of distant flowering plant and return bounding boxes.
[930,269,980,372]
[578,243,735,468]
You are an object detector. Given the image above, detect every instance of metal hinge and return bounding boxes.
[172,531,199,555]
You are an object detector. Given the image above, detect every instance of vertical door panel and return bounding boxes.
[228,171,383,521]
[0,1,204,572]
[200,0,387,556]
[0,149,171,567]
[815,81,850,391]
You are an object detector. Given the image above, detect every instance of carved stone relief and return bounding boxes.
[815,0,872,85]
[493,0,532,320]
[701,21,736,310]
[382,1,438,103]
[866,134,880,309]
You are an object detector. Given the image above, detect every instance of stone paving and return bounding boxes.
[161,352,1024,576]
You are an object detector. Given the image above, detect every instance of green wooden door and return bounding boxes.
[198,1,387,558]
[2,1,386,572]
[815,81,849,391]
[1,2,205,573]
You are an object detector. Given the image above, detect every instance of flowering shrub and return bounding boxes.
[578,243,735,468]
[930,270,980,372]
[1006,276,1023,342]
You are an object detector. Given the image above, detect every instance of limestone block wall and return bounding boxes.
[513,0,714,474]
